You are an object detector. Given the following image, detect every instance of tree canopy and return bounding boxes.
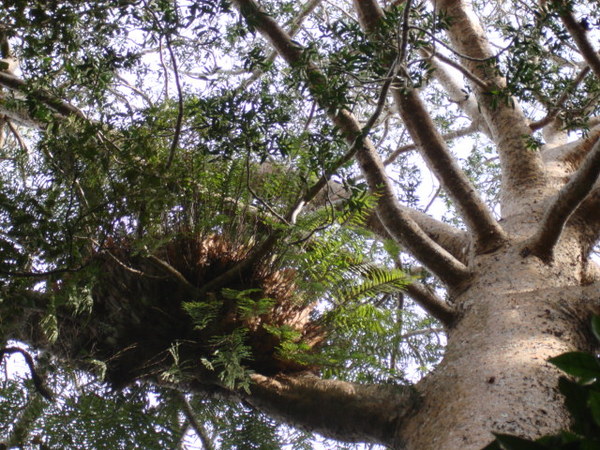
[0,0,599,448]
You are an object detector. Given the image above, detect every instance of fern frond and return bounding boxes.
[335,266,410,304]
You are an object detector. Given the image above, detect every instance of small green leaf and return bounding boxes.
[588,390,600,427]
[549,352,600,380]
[558,377,593,433]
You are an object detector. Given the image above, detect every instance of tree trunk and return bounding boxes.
[396,235,599,449]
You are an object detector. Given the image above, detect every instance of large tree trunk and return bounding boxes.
[396,240,599,448]
[3,0,600,448]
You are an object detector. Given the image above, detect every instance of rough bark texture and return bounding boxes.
[224,1,600,448]
[4,0,600,448]
[396,235,600,449]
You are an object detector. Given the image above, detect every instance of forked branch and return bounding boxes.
[525,138,600,262]
[542,125,600,168]
[394,90,507,253]
[352,0,506,253]
[232,0,471,287]
[365,208,470,263]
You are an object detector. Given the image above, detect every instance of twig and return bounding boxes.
[399,327,445,340]
[383,123,477,166]
[6,120,28,153]
[423,185,442,213]
[0,265,85,278]
[102,249,156,278]
[529,66,590,131]
[245,155,289,225]
[148,255,199,294]
[164,34,184,171]
[115,74,154,106]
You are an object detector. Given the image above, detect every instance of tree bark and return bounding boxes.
[395,244,599,449]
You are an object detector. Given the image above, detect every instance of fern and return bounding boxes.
[182,300,219,331]
[209,329,254,393]
[335,265,411,304]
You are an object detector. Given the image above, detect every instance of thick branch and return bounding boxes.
[394,90,506,253]
[232,0,471,287]
[569,186,600,258]
[557,4,600,80]
[0,71,85,119]
[0,93,47,129]
[525,138,600,262]
[241,0,323,88]
[404,282,456,328]
[436,0,546,200]
[542,125,600,169]
[365,207,470,263]
[245,373,417,445]
[351,0,505,253]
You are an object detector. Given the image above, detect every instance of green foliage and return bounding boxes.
[207,329,255,393]
[222,288,275,320]
[484,316,600,449]
[0,371,182,449]
[182,300,219,331]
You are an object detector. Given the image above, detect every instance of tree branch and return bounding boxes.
[424,54,491,137]
[0,71,85,119]
[542,125,600,168]
[529,66,590,133]
[0,92,57,129]
[351,0,506,253]
[569,185,600,259]
[0,347,53,400]
[383,123,478,166]
[404,282,456,328]
[524,137,600,262]
[232,0,471,287]
[240,0,323,89]
[164,34,184,171]
[176,393,216,450]
[436,0,546,200]
[394,90,507,253]
[244,373,418,445]
[426,50,489,91]
[556,3,600,80]
[364,206,470,263]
